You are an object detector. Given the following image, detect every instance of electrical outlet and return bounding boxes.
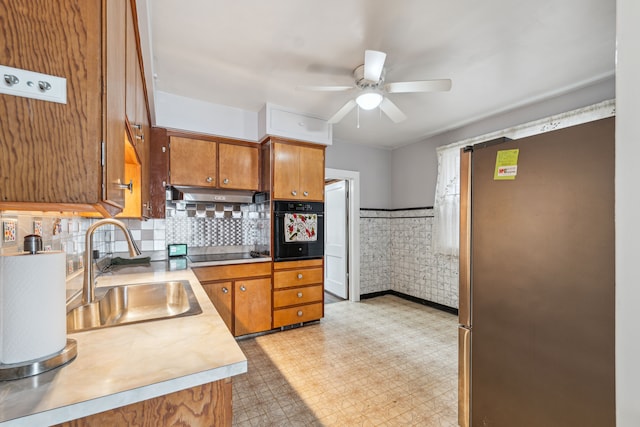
[0,64,66,104]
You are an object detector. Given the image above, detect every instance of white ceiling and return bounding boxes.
[148,0,615,149]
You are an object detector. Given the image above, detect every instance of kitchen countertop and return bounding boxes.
[0,263,248,426]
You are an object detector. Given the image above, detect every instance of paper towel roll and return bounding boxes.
[0,251,66,364]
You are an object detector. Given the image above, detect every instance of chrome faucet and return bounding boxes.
[82,218,141,305]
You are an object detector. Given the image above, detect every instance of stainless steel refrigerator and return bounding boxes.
[458,117,615,427]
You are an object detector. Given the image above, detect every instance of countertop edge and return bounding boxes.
[0,360,248,427]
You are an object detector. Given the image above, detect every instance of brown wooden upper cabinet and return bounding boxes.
[218,143,259,190]
[169,136,259,191]
[169,137,218,187]
[0,0,137,217]
[272,140,325,201]
[119,0,151,218]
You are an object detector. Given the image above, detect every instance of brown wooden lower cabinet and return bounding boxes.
[234,278,272,336]
[273,302,323,328]
[194,263,272,337]
[54,378,232,427]
[201,281,233,331]
[272,259,324,328]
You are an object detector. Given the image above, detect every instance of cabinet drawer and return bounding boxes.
[273,303,323,328]
[273,259,323,270]
[273,268,323,289]
[193,262,271,282]
[273,285,323,308]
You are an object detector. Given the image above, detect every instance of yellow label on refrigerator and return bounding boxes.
[494,149,519,180]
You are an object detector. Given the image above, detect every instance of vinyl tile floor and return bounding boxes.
[232,295,458,426]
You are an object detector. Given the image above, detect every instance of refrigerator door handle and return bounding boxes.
[458,326,471,427]
[459,147,472,327]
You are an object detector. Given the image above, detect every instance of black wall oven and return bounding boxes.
[273,201,324,261]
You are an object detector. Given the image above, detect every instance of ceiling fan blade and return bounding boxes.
[327,100,357,124]
[385,79,452,93]
[379,98,407,123]
[364,50,386,82]
[296,85,354,92]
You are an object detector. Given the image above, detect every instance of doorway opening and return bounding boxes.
[325,179,348,303]
[324,168,360,302]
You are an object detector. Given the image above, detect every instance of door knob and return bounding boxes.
[291,190,297,196]
[297,292,303,298]
[297,310,303,317]
[240,285,246,292]
[206,176,213,183]
[223,178,229,184]
[222,287,229,294]
[297,273,303,279]
[303,191,308,197]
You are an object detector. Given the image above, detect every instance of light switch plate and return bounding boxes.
[0,64,67,104]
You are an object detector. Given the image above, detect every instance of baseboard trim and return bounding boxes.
[360,290,458,315]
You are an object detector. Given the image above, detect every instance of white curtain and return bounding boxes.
[433,145,460,257]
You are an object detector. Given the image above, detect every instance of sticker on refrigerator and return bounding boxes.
[494,149,519,180]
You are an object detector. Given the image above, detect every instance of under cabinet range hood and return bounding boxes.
[170,186,255,203]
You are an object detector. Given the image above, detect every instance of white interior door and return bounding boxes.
[324,180,348,299]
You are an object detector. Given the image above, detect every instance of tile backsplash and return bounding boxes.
[360,208,459,309]
[1,200,269,277]
[0,212,111,276]
[164,200,270,250]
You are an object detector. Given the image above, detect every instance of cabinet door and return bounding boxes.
[234,278,272,336]
[136,62,151,216]
[103,0,127,210]
[0,1,104,208]
[201,281,233,333]
[124,0,137,124]
[117,138,142,218]
[169,137,217,187]
[298,145,325,201]
[148,128,169,218]
[272,143,300,199]
[218,143,259,190]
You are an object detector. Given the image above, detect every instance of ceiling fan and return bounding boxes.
[299,50,452,124]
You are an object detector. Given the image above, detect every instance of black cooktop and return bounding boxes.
[187,251,267,263]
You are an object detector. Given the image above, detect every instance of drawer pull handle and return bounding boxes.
[297,273,303,279]
[303,191,308,197]
[223,178,229,184]
[297,310,303,317]
[221,287,229,294]
[206,176,213,183]
[291,190,297,196]
[240,285,246,292]
[297,292,303,298]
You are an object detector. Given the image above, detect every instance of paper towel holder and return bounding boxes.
[0,339,77,381]
[23,234,43,254]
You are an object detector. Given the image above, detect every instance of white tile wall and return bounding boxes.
[360,211,392,294]
[360,208,459,309]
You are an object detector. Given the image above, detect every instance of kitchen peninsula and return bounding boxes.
[0,264,247,426]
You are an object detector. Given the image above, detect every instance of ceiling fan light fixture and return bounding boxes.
[355,91,383,110]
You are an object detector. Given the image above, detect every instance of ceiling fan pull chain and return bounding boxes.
[357,105,360,128]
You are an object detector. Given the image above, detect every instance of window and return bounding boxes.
[433,145,460,257]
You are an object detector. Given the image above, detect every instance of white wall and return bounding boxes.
[615,0,640,424]
[155,91,260,141]
[325,140,392,209]
[390,78,615,209]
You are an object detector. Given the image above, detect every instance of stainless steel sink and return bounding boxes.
[67,280,202,333]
